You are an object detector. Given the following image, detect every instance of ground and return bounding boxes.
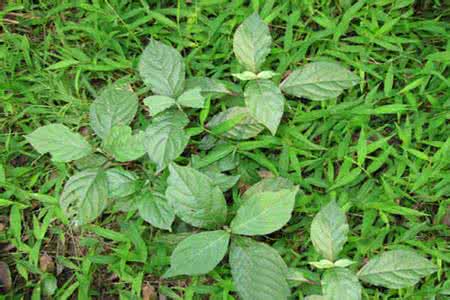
[0,0,449,299]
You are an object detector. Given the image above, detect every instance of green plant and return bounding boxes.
[300,200,437,300]
[22,11,441,299]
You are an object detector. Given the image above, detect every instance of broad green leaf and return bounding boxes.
[153,109,190,128]
[357,250,437,289]
[89,86,138,139]
[105,168,138,199]
[242,177,294,201]
[103,125,145,162]
[165,164,227,229]
[60,169,108,225]
[230,237,289,300]
[184,77,231,97]
[245,79,285,135]
[177,88,205,108]
[138,39,185,97]
[26,124,91,162]
[163,230,230,277]
[137,193,174,231]
[207,107,264,140]
[231,186,299,235]
[143,95,176,116]
[280,62,359,100]
[233,13,272,72]
[310,200,349,261]
[322,268,362,300]
[204,171,240,192]
[144,112,189,172]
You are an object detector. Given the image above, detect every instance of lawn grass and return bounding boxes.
[1,0,449,299]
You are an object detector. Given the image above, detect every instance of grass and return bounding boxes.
[1,0,449,299]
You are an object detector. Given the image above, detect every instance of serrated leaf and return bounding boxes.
[311,200,349,261]
[26,124,91,162]
[144,112,189,172]
[245,79,285,135]
[139,39,185,97]
[165,164,227,229]
[280,62,359,100]
[357,250,437,289]
[184,77,231,97]
[231,186,298,235]
[233,13,272,72]
[143,95,176,116]
[242,177,294,201]
[105,168,138,199]
[163,230,230,277]
[137,193,174,231]
[60,169,108,225]
[103,125,145,162]
[207,107,264,140]
[89,86,138,139]
[230,237,289,300]
[322,268,362,300]
[177,88,205,108]
[153,109,190,128]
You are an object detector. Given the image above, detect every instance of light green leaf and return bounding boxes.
[177,88,205,108]
[230,237,289,300]
[165,164,227,229]
[89,86,138,139]
[334,259,355,268]
[232,71,259,81]
[184,77,231,97]
[138,39,185,97]
[105,168,138,199]
[245,79,285,135]
[204,171,240,192]
[231,186,298,235]
[257,70,277,79]
[309,259,335,269]
[103,125,145,162]
[305,296,325,300]
[144,112,189,172]
[322,268,362,300]
[143,95,176,116]
[207,107,264,140]
[242,177,294,201]
[60,169,108,225]
[357,250,437,289]
[280,62,359,100]
[311,200,349,261]
[163,230,230,277]
[233,13,272,72]
[26,124,91,162]
[137,193,174,231]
